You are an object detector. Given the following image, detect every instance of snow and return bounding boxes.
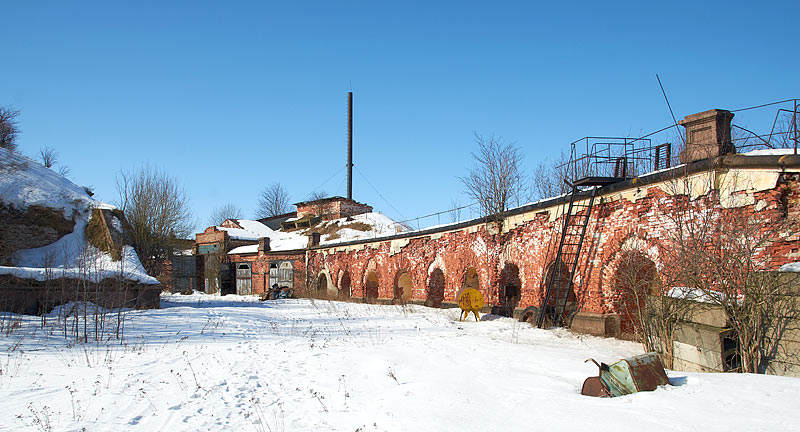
[666,286,715,303]
[0,147,157,285]
[228,244,259,254]
[741,148,797,156]
[0,147,112,216]
[1,294,797,431]
[318,212,409,245]
[780,262,800,272]
[219,219,307,250]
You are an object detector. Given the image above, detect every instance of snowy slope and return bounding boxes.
[0,147,111,216]
[314,212,409,245]
[0,147,158,284]
[0,295,797,431]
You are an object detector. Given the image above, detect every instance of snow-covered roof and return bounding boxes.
[221,220,307,252]
[219,219,275,240]
[0,148,158,285]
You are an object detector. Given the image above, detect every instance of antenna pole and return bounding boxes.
[656,74,685,146]
[347,91,353,200]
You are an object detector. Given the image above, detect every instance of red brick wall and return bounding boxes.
[296,198,373,221]
[228,252,306,295]
[306,172,800,319]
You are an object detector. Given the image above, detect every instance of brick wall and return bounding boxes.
[305,168,800,327]
[228,251,306,295]
[296,197,373,221]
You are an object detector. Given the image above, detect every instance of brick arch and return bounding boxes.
[426,268,445,307]
[613,250,660,335]
[362,259,379,303]
[338,269,352,299]
[540,260,574,309]
[393,269,413,303]
[499,262,522,315]
[315,269,335,296]
[598,230,665,314]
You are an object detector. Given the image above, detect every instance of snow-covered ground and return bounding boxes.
[1,294,798,431]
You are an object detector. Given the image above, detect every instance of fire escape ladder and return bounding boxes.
[538,186,597,328]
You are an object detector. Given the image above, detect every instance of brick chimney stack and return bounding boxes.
[308,232,321,248]
[258,237,271,253]
[678,109,735,164]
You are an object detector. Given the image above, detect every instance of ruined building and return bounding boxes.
[191,106,800,376]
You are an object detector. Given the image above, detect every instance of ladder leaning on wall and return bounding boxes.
[538,185,597,328]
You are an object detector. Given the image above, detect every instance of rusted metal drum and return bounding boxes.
[581,376,611,397]
[582,353,670,397]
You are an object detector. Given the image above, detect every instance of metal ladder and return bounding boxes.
[538,185,597,328]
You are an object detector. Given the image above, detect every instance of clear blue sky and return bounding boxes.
[3,1,798,231]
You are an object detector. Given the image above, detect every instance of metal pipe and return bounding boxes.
[347,92,353,200]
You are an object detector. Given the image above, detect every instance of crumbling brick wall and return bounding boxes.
[306,168,800,324]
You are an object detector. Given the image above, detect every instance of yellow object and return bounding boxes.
[458,288,484,322]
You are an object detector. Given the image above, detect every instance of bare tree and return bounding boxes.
[0,106,20,152]
[116,165,195,277]
[207,203,243,227]
[257,182,291,218]
[309,190,327,201]
[39,146,58,168]
[306,190,329,218]
[659,171,800,373]
[615,248,697,368]
[532,151,570,201]
[460,134,527,219]
[449,198,462,223]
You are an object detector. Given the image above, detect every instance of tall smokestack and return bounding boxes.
[347,91,353,201]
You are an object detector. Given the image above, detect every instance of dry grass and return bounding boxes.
[85,209,121,261]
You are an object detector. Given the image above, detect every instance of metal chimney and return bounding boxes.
[347,92,353,200]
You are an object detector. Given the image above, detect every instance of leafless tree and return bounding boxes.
[460,134,527,219]
[532,151,571,201]
[306,190,328,217]
[39,146,58,168]
[309,190,327,201]
[659,171,800,373]
[449,198,462,223]
[37,145,70,177]
[614,248,697,368]
[207,203,243,227]
[257,182,291,218]
[0,106,20,152]
[116,165,195,277]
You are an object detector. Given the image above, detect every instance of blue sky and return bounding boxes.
[3,1,798,230]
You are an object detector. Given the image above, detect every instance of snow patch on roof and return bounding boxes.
[228,244,259,255]
[220,219,306,252]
